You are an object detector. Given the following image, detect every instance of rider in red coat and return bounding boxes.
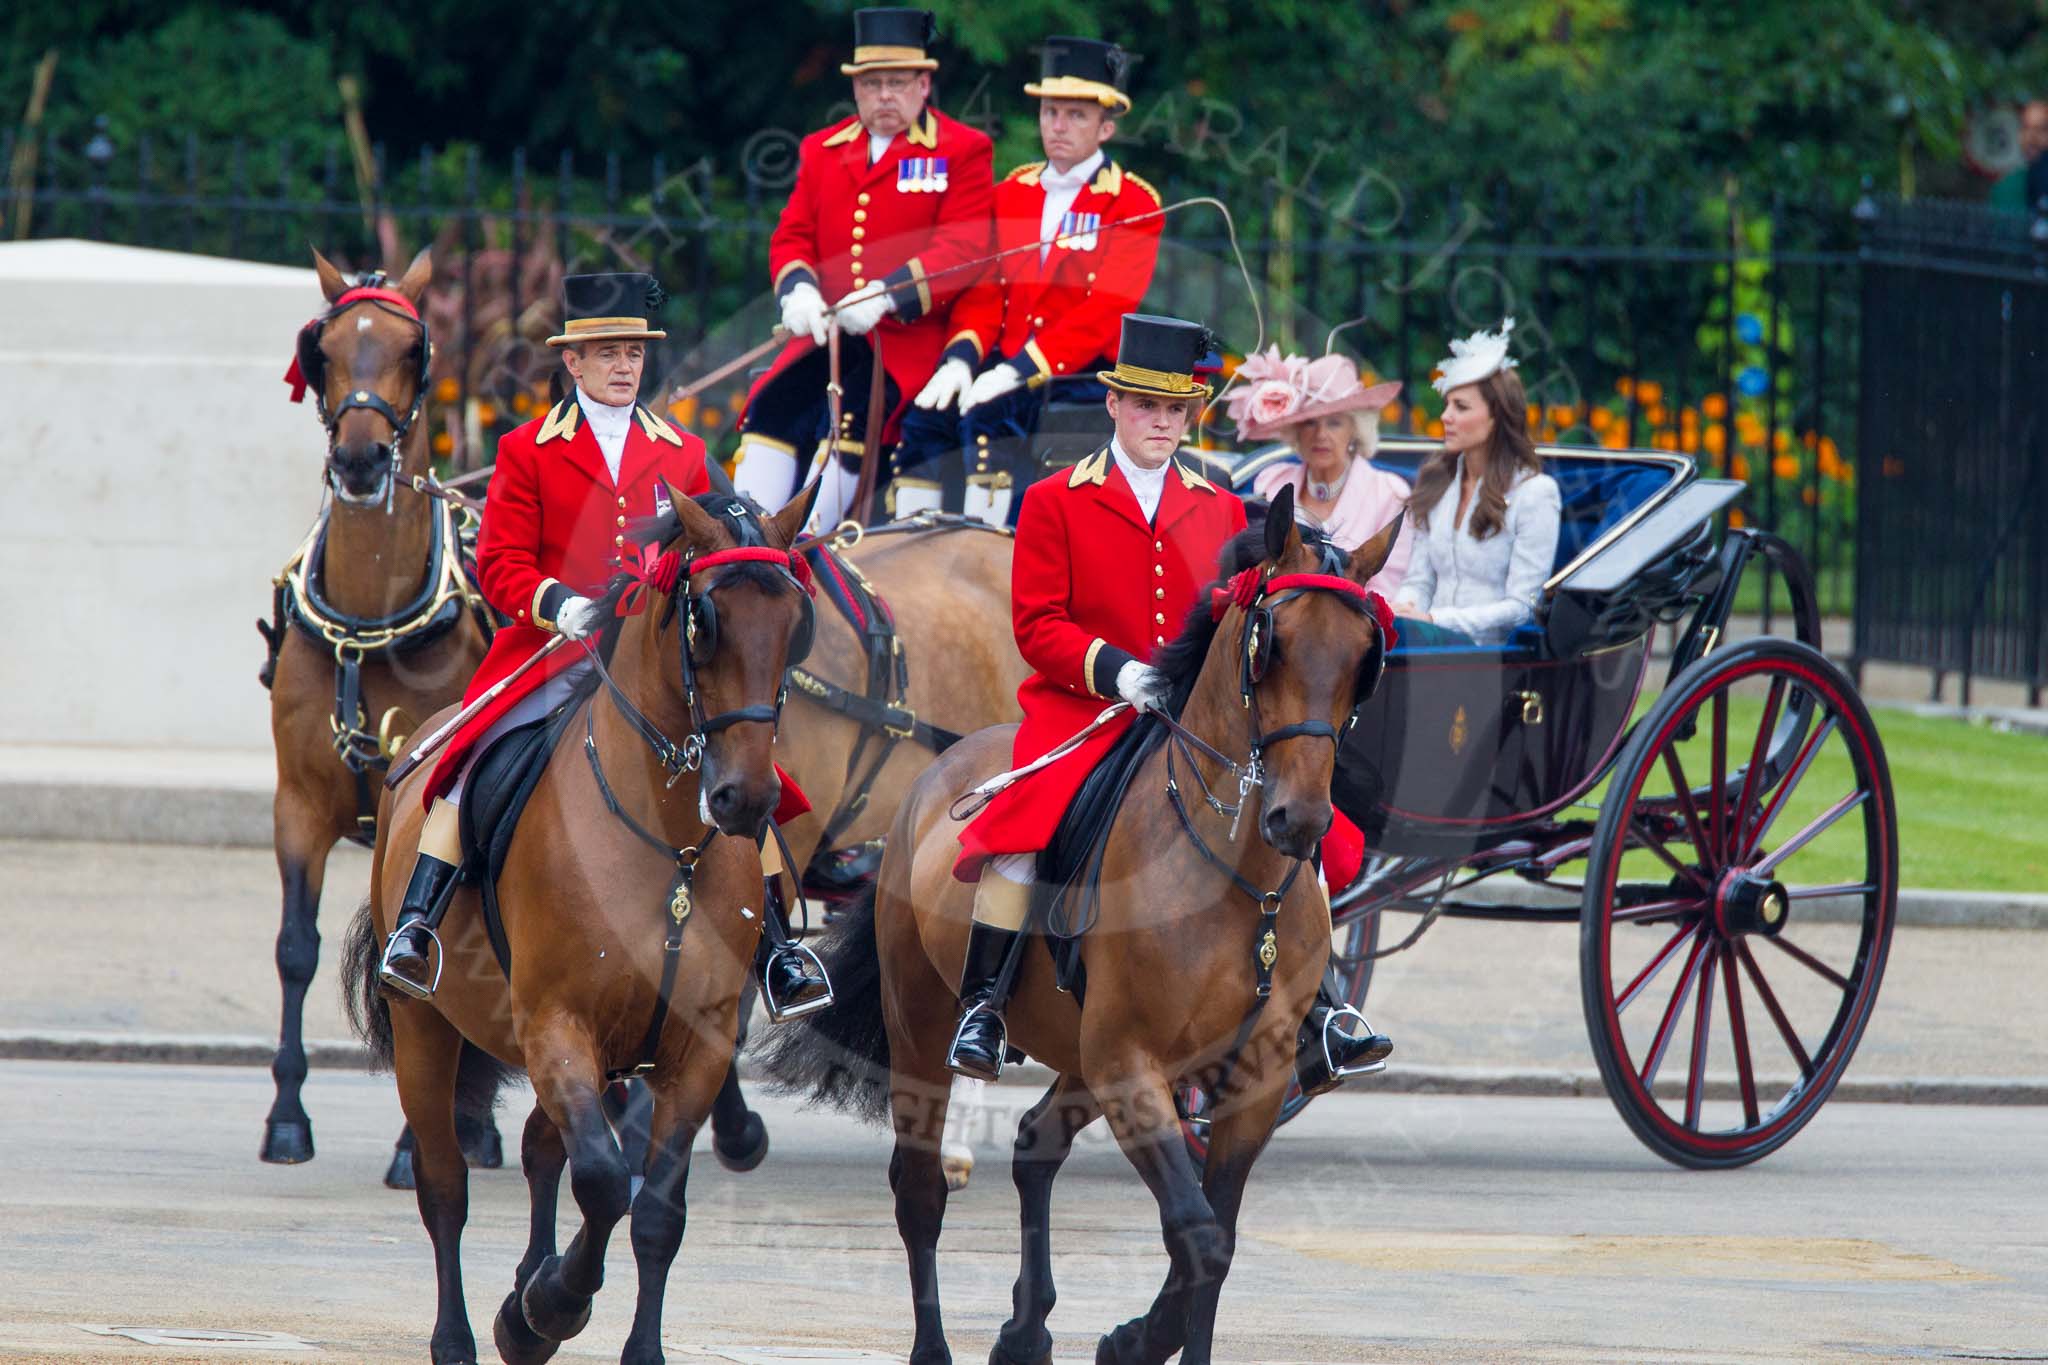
[379,273,827,1016]
[947,312,1392,1094]
[731,7,995,530]
[891,35,1163,524]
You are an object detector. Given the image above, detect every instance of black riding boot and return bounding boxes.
[378,852,461,1000]
[756,881,832,1022]
[1295,980,1393,1098]
[947,919,1021,1082]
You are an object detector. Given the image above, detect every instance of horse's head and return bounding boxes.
[303,247,433,505]
[630,483,819,838]
[1234,483,1401,860]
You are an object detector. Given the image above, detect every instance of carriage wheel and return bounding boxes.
[1178,908,1382,1161]
[1582,636,1896,1169]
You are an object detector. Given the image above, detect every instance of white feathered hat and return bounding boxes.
[1432,317,1519,394]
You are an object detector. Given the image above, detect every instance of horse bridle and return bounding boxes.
[586,518,817,791]
[1163,565,1389,851]
[291,275,433,511]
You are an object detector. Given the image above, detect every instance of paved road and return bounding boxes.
[0,1061,2041,1363]
[5,840,2045,1088]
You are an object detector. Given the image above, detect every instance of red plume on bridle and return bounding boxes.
[614,543,683,618]
[1209,565,1399,650]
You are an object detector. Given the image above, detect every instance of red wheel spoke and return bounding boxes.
[1763,934,1851,991]
[1660,745,1715,869]
[1685,943,1719,1129]
[1639,929,1709,1091]
[1709,690,1729,863]
[1731,678,1787,858]
[1629,816,1709,890]
[1742,714,1839,862]
[1737,941,1813,1077]
[1751,789,1870,878]
[1722,942,1761,1128]
[1615,922,1697,1013]
[1612,896,1707,924]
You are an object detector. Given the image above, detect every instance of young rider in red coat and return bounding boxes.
[891,35,1162,524]
[947,312,1393,1093]
[378,273,828,1015]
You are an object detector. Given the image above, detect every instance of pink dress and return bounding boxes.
[1252,457,1413,601]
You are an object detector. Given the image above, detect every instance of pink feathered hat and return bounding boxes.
[1224,346,1402,442]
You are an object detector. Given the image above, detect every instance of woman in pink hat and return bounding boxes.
[1227,346,1412,600]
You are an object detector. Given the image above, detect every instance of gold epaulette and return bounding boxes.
[1122,169,1161,206]
[1006,161,1046,186]
[536,399,580,444]
[635,405,685,446]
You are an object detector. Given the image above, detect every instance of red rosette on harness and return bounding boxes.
[614,543,684,618]
[1209,566,1263,621]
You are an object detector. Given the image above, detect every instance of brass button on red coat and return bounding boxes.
[1154,587,1164,599]
[854,209,868,222]
[1153,564,1164,576]
[616,496,627,508]
[1154,612,1166,624]
[614,535,625,546]
[1154,540,1164,551]
[858,192,872,206]
[851,226,865,240]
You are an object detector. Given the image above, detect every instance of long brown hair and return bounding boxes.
[1409,367,1540,541]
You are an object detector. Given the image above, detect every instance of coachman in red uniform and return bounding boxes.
[946,313,1392,1093]
[378,273,829,1016]
[891,35,1163,524]
[732,7,995,529]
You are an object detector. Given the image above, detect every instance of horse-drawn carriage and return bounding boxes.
[1172,436,1896,1169]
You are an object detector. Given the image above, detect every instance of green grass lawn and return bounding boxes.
[1609,695,2048,895]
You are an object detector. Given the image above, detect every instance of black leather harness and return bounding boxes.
[258,499,497,843]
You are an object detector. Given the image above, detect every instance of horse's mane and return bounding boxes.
[1150,506,1344,715]
[589,492,790,621]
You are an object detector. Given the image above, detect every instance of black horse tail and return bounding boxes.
[341,899,395,1070]
[755,884,893,1126]
[342,898,521,1129]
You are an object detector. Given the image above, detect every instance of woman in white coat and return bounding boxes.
[1394,319,1561,645]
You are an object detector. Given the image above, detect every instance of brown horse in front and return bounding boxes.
[766,496,1398,1365]
[343,489,814,1365]
[260,247,497,1168]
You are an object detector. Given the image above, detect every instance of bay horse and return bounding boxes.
[765,491,1398,1365]
[702,520,1026,1174]
[259,246,501,1170]
[344,486,817,1365]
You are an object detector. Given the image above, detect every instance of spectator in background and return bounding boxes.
[1990,100,2048,214]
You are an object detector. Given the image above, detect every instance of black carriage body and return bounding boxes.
[1234,440,1732,857]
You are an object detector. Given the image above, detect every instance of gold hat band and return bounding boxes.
[1103,361,1207,395]
[1023,75,1130,111]
[848,44,936,67]
[563,316,648,334]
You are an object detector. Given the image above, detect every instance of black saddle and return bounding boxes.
[456,675,598,976]
[1031,713,1171,1001]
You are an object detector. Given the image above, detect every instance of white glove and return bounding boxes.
[964,362,1024,412]
[779,281,830,346]
[554,595,601,641]
[830,282,894,336]
[1115,659,1171,713]
[914,357,974,411]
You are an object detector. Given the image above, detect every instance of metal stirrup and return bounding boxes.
[762,941,835,1021]
[1321,1003,1387,1080]
[947,1000,1008,1080]
[377,923,446,1001]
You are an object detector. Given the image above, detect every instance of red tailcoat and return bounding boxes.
[424,398,808,823]
[945,158,1162,382]
[954,445,1246,879]
[747,106,994,443]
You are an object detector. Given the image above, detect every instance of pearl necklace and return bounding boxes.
[1305,464,1349,503]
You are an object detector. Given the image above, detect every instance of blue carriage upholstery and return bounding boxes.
[1230,444,1683,658]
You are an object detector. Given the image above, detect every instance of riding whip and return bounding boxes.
[383,634,571,788]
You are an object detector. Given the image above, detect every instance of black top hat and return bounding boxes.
[1099,314,1215,399]
[841,8,939,75]
[1025,36,1133,113]
[547,272,669,348]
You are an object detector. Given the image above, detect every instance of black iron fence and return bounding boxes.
[7,128,1873,614]
[1854,198,2048,702]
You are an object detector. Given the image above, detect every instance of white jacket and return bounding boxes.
[1393,460,1561,643]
